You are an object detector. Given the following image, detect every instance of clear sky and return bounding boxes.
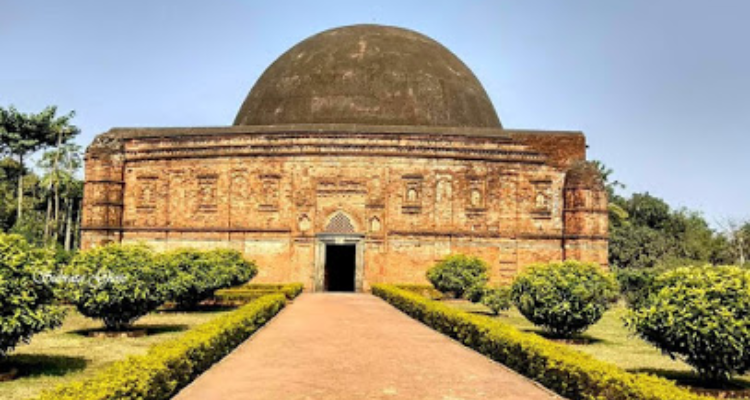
[1,0,748,225]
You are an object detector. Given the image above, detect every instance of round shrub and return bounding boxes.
[67,243,167,331]
[0,234,66,361]
[159,249,216,309]
[426,254,488,298]
[626,265,750,381]
[511,260,618,337]
[465,284,487,303]
[204,248,258,288]
[481,286,511,315]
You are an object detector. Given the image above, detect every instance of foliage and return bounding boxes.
[373,284,712,400]
[0,105,79,223]
[204,248,258,289]
[0,234,66,361]
[613,266,665,308]
[35,293,289,400]
[213,283,304,303]
[464,284,486,303]
[480,286,511,315]
[511,260,619,337]
[158,249,217,309]
[159,248,259,309]
[626,265,750,381]
[426,254,488,298]
[66,244,168,330]
[609,192,734,269]
[391,284,444,300]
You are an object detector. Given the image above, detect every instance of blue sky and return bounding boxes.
[1,0,748,225]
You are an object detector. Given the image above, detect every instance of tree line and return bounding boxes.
[0,105,83,251]
[595,161,749,269]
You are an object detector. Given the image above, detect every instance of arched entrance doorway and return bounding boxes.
[314,212,364,292]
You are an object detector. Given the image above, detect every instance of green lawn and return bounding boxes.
[0,306,233,400]
[444,300,750,393]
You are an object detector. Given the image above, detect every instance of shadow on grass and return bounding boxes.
[630,368,750,398]
[519,328,606,345]
[69,324,190,337]
[159,304,239,313]
[5,354,87,378]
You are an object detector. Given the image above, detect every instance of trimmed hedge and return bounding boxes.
[393,284,444,300]
[372,284,711,400]
[36,292,294,400]
[214,283,304,303]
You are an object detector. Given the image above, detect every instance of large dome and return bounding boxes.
[234,25,501,128]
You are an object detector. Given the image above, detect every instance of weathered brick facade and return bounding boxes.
[81,25,608,291]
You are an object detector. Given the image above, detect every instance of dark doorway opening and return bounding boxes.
[324,244,356,292]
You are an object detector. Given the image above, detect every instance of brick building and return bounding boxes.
[81,25,608,292]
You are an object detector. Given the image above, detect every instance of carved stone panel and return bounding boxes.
[259,174,281,211]
[136,175,158,214]
[197,174,218,213]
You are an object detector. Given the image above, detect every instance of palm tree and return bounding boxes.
[0,106,79,223]
[39,143,82,246]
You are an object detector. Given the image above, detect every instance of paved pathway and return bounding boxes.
[174,293,561,400]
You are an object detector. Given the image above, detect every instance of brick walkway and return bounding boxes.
[174,294,561,400]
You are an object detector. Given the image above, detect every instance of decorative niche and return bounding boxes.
[135,175,158,214]
[197,174,219,213]
[530,178,553,219]
[401,174,423,214]
[258,173,281,212]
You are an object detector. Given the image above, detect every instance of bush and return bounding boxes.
[614,266,666,307]
[626,265,750,381]
[426,254,488,298]
[214,283,304,303]
[36,293,290,400]
[66,243,167,331]
[159,249,216,309]
[511,260,618,337]
[480,286,511,315]
[373,284,711,400]
[204,248,257,288]
[464,284,486,303]
[159,248,257,309]
[0,234,66,361]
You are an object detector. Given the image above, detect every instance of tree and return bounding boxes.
[717,219,750,266]
[38,143,82,247]
[592,160,625,198]
[0,106,79,223]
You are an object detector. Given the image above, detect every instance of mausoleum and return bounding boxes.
[81,24,608,291]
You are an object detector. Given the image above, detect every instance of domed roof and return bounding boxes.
[234,24,501,128]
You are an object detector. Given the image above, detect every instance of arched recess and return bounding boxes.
[323,211,358,234]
